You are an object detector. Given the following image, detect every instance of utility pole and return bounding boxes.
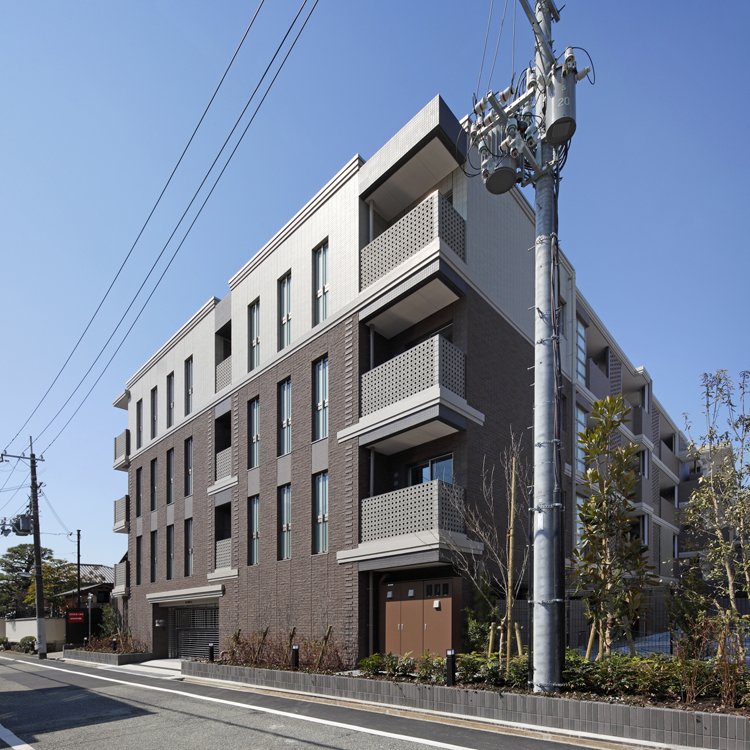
[0,438,47,658]
[466,0,590,692]
[77,529,81,609]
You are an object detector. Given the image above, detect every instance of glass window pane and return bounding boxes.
[431,455,453,483]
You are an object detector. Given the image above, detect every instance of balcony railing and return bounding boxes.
[660,498,676,527]
[215,538,232,569]
[113,561,129,596]
[215,446,232,481]
[658,441,680,477]
[360,480,465,543]
[113,495,129,534]
[586,359,610,401]
[361,335,465,417]
[215,355,232,392]
[360,192,466,290]
[113,429,130,470]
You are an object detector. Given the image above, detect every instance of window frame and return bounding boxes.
[135,467,142,518]
[136,399,143,449]
[184,356,194,416]
[314,358,328,441]
[150,530,157,583]
[150,386,158,439]
[135,535,142,585]
[166,524,174,580]
[313,472,328,554]
[313,242,329,325]
[278,485,291,560]
[184,437,193,497]
[278,272,292,350]
[150,458,158,512]
[166,372,175,428]
[166,449,174,505]
[248,495,260,565]
[575,317,587,385]
[184,518,194,577]
[248,300,260,371]
[248,398,260,469]
[408,454,453,486]
[278,379,291,456]
[575,405,587,474]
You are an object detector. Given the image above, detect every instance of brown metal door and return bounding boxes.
[423,579,452,656]
[382,582,401,655]
[399,581,424,656]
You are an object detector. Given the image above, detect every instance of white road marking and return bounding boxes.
[0,657,474,750]
[0,722,35,750]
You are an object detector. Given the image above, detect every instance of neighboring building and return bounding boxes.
[110,96,689,661]
[58,564,115,611]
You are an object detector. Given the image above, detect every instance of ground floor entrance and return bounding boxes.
[379,577,461,656]
[167,604,219,659]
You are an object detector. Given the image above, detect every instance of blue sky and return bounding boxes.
[1,1,748,566]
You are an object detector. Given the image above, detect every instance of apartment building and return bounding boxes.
[110,95,688,662]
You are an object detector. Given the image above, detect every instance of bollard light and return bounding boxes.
[446,649,455,687]
[291,644,299,671]
[208,643,215,663]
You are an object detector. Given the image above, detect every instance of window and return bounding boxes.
[166,372,175,428]
[150,387,158,439]
[166,449,174,505]
[136,399,143,449]
[638,450,650,479]
[314,358,328,440]
[184,518,194,577]
[575,494,586,549]
[248,398,260,469]
[248,300,260,371]
[135,536,142,585]
[313,242,329,325]
[409,455,453,485]
[314,472,328,554]
[184,437,193,497]
[166,524,174,580]
[575,405,587,474]
[150,458,157,512]
[279,379,291,456]
[575,317,587,385]
[278,485,291,560]
[135,467,142,517]
[642,382,650,413]
[278,272,291,350]
[184,356,193,416]
[248,495,260,565]
[150,530,157,583]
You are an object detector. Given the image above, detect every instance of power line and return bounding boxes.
[34,0,312,447]
[3,0,267,455]
[40,0,321,453]
[40,491,71,536]
[487,0,510,92]
[476,0,495,99]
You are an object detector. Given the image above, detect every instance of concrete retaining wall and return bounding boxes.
[182,661,748,749]
[5,617,66,648]
[62,648,153,666]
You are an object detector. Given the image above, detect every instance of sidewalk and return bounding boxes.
[54,652,184,680]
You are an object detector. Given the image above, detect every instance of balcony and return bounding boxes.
[338,480,481,567]
[660,497,676,528]
[113,430,130,471]
[112,561,129,597]
[631,406,651,439]
[586,359,610,401]
[362,334,464,417]
[215,446,232,482]
[215,355,232,392]
[658,441,680,478]
[113,495,129,534]
[360,192,465,290]
[215,538,232,569]
[361,480,464,542]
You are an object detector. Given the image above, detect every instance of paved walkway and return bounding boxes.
[54,652,184,680]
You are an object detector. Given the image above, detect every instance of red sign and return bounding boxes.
[67,611,85,623]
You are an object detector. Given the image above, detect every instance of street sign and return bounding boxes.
[67,610,85,623]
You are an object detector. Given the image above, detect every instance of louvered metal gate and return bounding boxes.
[168,605,219,659]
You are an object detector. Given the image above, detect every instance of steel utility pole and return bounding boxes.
[77,529,81,608]
[1,439,47,658]
[466,0,590,692]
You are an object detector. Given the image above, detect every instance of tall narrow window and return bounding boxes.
[150,387,158,439]
[313,242,329,325]
[248,495,260,565]
[136,399,143,449]
[135,467,142,517]
[279,379,291,456]
[248,398,260,469]
[150,530,157,583]
[314,358,328,440]
[575,317,587,385]
[150,458,158,512]
[184,437,193,497]
[166,524,174,580]
[184,518,194,577]
[248,300,260,371]
[135,535,142,585]
[184,356,193,416]
[575,406,587,474]
[314,472,328,554]
[278,485,291,560]
[166,372,175,428]
[166,449,174,505]
[278,272,291,350]
[575,494,586,549]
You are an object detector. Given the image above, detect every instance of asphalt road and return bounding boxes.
[0,655,584,750]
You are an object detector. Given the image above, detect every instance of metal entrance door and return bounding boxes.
[168,605,219,658]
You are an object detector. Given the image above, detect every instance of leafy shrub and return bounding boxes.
[0,637,9,651]
[82,631,148,654]
[382,652,399,678]
[504,654,529,689]
[19,636,36,653]
[416,651,445,684]
[357,653,383,677]
[456,652,482,684]
[395,653,415,678]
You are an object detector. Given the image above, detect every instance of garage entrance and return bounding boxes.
[167,604,219,659]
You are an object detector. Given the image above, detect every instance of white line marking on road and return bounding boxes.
[0,721,35,750]
[0,657,473,750]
